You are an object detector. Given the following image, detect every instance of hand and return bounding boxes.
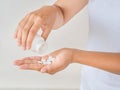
[14,48,73,75]
[14,6,59,50]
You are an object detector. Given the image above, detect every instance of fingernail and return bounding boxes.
[14,35,17,38]
[13,61,17,65]
[18,43,21,46]
[41,68,47,73]
[23,47,26,50]
[14,34,16,38]
[20,65,27,69]
[26,46,30,50]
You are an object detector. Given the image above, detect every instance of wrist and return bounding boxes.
[52,4,64,29]
[72,49,84,63]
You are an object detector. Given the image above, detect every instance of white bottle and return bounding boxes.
[31,30,47,54]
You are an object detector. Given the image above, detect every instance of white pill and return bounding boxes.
[38,56,55,65]
[42,61,51,65]
[46,61,52,65]
[38,61,43,64]
[48,56,53,59]
[41,59,46,62]
[47,58,55,62]
[47,56,55,61]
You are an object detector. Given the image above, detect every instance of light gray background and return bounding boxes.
[0,0,89,90]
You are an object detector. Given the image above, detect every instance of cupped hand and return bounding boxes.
[14,48,74,75]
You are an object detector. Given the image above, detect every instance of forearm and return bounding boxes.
[52,0,88,29]
[72,49,120,74]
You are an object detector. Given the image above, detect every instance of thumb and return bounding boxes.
[41,66,47,73]
[41,64,56,74]
[41,27,51,40]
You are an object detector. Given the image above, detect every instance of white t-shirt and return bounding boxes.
[80,0,120,90]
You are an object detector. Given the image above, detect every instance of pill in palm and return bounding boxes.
[41,59,46,62]
[38,56,55,65]
[42,61,52,65]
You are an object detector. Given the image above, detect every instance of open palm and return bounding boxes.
[14,48,73,74]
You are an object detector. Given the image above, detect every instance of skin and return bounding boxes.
[14,6,62,50]
[14,0,87,50]
[14,0,120,75]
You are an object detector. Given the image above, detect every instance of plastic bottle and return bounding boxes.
[31,30,47,54]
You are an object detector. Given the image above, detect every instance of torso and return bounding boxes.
[80,0,120,90]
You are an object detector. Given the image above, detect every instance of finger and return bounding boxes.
[14,56,42,65]
[14,60,24,66]
[14,59,39,66]
[16,15,29,38]
[20,64,43,71]
[40,65,54,74]
[26,18,42,50]
[23,56,42,60]
[14,29,19,39]
[16,14,30,46]
[14,57,32,65]
[40,59,58,74]
[21,15,34,50]
[20,56,42,61]
[17,30,22,46]
[41,26,52,40]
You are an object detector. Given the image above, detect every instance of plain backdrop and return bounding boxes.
[0,0,89,90]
